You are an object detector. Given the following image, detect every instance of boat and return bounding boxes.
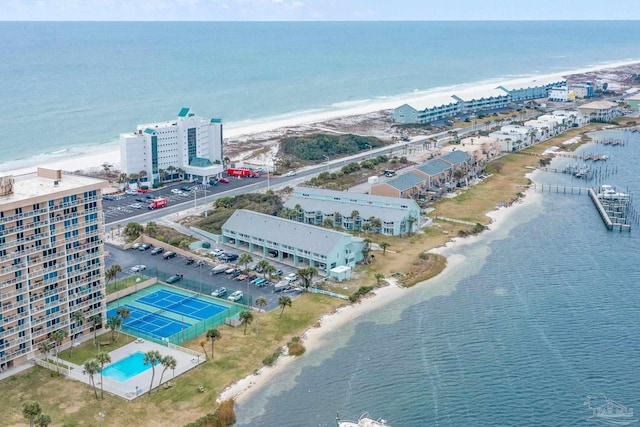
[597,185,630,201]
[336,412,392,427]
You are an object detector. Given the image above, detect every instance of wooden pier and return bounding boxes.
[588,188,631,232]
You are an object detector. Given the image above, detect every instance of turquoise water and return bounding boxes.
[1,21,640,171]
[102,352,156,382]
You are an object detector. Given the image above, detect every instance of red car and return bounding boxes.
[218,178,230,184]
[137,188,148,193]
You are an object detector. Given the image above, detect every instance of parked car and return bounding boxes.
[171,189,183,195]
[137,188,149,193]
[185,258,195,265]
[138,243,152,251]
[218,178,230,184]
[163,251,177,259]
[180,186,191,192]
[274,269,284,277]
[231,269,242,278]
[210,248,225,257]
[131,243,142,250]
[286,273,298,282]
[225,267,236,274]
[135,197,147,203]
[236,274,247,281]
[211,287,227,297]
[151,247,164,255]
[219,253,238,262]
[145,194,154,199]
[284,171,297,177]
[227,290,243,302]
[131,264,146,272]
[166,275,181,284]
[130,203,142,209]
[195,259,208,267]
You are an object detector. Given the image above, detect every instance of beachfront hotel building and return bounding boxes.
[0,169,108,370]
[392,77,566,124]
[221,210,365,279]
[283,187,421,236]
[120,108,225,186]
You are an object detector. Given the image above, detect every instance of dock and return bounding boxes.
[588,188,632,232]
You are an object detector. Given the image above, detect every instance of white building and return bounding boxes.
[497,76,567,102]
[120,108,224,185]
[577,101,621,122]
[548,86,573,102]
[489,125,531,152]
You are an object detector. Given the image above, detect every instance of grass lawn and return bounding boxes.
[58,335,131,366]
[0,293,345,427]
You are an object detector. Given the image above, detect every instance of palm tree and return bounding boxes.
[89,314,102,346]
[143,350,162,395]
[238,253,253,273]
[51,329,67,376]
[199,340,207,358]
[297,266,317,291]
[145,221,157,235]
[95,351,111,399]
[157,355,177,392]
[278,296,292,318]
[106,316,121,342]
[83,359,101,400]
[370,217,382,233]
[35,414,52,427]
[375,273,385,285]
[350,210,360,231]
[256,258,270,274]
[239,310,253,335]
[263,263,276,281]
[106,265,122,290]
[116,306,131,340]
[69,310,84,355]
[407,216,418,235]
[38,341,54,377]
[379,242,390,255]
[123,222,144,238]
[254,297,268,335]
[22,401,41,427]
[206,328,221,361]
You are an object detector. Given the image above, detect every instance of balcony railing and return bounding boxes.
[0,243,51,263]
[31,320,70,338]
[0,322,30,339]
[32,309,69,327]
[0,346,32,363]
[0,231,50,250]
[0,207,49,224]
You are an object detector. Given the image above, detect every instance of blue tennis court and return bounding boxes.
[107,304,192,339]
[136,289,229,321]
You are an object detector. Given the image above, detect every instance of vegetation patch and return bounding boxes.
[349,286,374,302]
[457,222,487,237]
[286,337,306,356]
[399,252,447,288]
[280,133,385,161]
[262,349,282,366]
[184,399,236,427]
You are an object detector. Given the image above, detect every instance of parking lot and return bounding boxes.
[102,179,266,222]
[106,243,301,313]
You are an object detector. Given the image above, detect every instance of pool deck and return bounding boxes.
[64,340,204,400]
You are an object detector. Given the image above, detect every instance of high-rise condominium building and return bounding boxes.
[0,168,107,371]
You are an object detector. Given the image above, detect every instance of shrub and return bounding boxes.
[263,350,282,366]
[287,337,306,356]
[349,286,374,302]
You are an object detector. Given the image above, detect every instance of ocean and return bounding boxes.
[235,129,640,426]
[3,21,640,426]
[1,21,640,172]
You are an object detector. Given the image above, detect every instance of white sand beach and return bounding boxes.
[4,60,638,178]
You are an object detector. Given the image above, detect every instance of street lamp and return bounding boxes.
[323,155,330,172]
[98,412,105,427]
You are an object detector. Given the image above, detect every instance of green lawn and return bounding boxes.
[59,335,131,366]
[106,275,146,295]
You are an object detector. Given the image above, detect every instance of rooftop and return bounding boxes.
[578,100,619,110]
[453,88,509,102]
[0,168,107,206]
[439,150,473,165]
[498,75,566,92]
[409,94,460,112]
[284,196,411,223]
[223,210,358,254]
[382,173,425,192]
[293,187,420,208]
[413,158,452,176]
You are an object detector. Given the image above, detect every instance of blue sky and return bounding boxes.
[4,0,640,21]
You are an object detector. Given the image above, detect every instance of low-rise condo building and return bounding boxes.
[0,169,107,371]
[221,210,365,279]
[283,187,421,236]
[578,101,621,122]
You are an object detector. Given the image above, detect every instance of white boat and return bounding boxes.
[337,412,392,427]
[597,185,630,200]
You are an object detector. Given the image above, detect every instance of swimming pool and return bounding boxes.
[102,352,158,382]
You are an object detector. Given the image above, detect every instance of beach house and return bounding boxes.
[221,210,365,278]
[370,173,426,199]
[0,169,108,371]
[283,187,421,236]
[452,88,511,115]
[119,108,225,186]
[392,95,460,124]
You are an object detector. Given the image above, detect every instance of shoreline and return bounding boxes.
[217,178,540,406]
[3,59,639,177]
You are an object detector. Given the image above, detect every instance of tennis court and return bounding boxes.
[107,304,192,339]
[137,289,228,321]
[107,283,242,344]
